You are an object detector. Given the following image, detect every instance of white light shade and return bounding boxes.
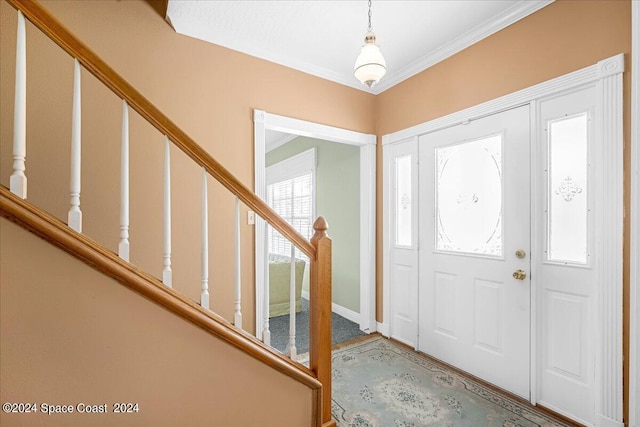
[354,33,386,88]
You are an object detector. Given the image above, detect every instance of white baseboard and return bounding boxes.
[377,322,389,337]
[301,290,361,324]
[332,302,360,324]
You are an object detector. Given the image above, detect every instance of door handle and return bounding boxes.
[513,270,527,280]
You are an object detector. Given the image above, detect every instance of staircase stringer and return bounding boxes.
[0,185,322,395]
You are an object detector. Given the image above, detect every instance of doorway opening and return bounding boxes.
[265,138,366,353]
[253,110,377,348]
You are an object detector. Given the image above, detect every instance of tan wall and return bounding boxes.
[0,0,376,334]
[0,218,314,427]
[375,0,632,420]
[376,0,630,135]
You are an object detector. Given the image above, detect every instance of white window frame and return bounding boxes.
[266,148,317,259]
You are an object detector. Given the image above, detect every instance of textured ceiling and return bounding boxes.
[166,1,552,94]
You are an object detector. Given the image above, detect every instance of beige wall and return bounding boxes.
[0,0,375,333]
[376,1,630,135]
[375,0,632,419]
[0,218,314,427]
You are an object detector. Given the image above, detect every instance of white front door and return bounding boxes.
[384,59,621,424]
[388,137,419,347]
[418,105,531,398]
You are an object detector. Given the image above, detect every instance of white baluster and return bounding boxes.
[201,168,209,309]
[68,59,82,232]
[234,197,242,328]
[118,100,130,261]
[162,137,172,287]
[10,11,27,199]
[286,244,297,359]
[263,226,271,345]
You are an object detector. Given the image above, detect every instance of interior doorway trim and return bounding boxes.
[382,53,624,426]
[253,109,377,338]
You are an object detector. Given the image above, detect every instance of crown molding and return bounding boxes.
[305,0,554,95]
[288,0,553,95]
[179,26,367,93]
[175,1,553,95]
[371,0,554,94]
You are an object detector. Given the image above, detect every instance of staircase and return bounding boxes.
[0,1,335,426]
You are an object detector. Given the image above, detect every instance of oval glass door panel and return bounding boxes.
[436,134,503,257]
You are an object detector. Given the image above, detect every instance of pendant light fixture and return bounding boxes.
[354,0,386,88]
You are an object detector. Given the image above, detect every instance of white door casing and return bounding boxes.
[418,105,531,399]
[388,137,419,348]
[382,54,624,427]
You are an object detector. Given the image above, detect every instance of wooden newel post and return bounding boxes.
[310,216,335,426]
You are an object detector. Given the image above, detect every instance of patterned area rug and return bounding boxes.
[331,337,570,427]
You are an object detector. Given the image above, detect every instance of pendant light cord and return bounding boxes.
[367,0,373,32]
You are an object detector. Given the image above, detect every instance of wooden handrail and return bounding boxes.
[0,186,321,392]
[5,0,315,259]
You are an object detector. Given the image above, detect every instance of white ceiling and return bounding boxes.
[166,1,552,95]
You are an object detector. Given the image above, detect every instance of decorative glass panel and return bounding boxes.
[547,113,588,264]
[436,135,503,256]
[395,155,412,247]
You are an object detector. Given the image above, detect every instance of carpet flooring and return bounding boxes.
[269,298,366,355]
[331,336,571,427]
